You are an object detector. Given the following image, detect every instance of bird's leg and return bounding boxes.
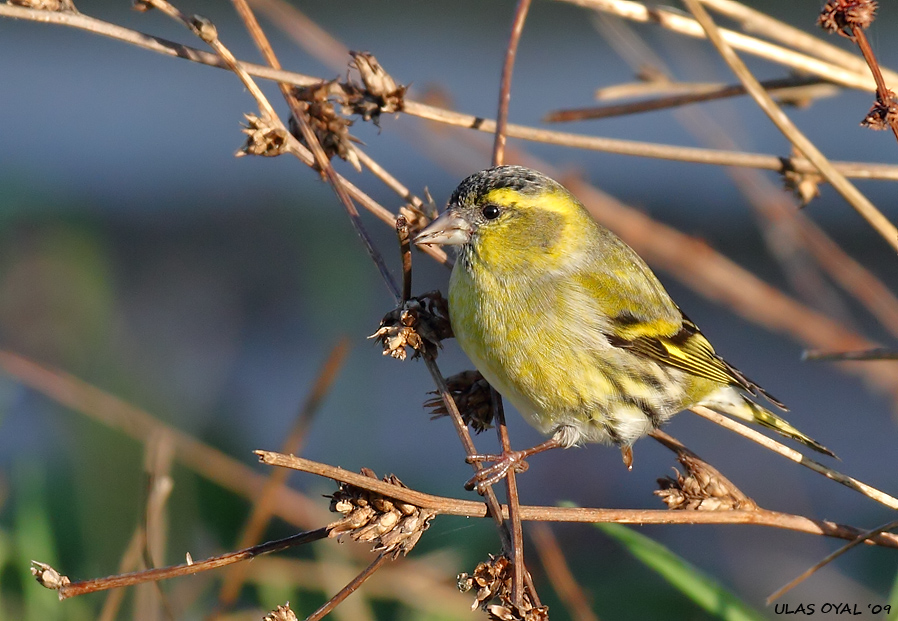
[464,437,562,493]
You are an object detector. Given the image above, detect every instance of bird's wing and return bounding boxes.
[572,232,786,408]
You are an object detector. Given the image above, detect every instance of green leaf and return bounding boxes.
[596,522,764,621]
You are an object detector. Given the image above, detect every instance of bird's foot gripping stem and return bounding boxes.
[463,438,561,494]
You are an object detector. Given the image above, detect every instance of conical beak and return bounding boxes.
[414,209,473,246]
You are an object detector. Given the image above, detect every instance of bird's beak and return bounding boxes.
[414,209,472,246]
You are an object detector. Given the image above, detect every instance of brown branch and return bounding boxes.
[253,451,898,548]
[545,75,828,122]
[305,553,391,621]
[493,0,532,167]
[494,391,527,608]
[37,529,328,599]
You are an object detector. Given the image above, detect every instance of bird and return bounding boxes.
[414,165,832,489]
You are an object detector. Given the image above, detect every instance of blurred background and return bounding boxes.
[2,0,898,619]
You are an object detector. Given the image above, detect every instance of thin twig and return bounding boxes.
[804,348,898,362]
[560,0,881,92]
[768,518,898,603]
[50,529,329,599]
[420,357,512,551]
[396,216,412,304]
[689,405,898,510]
[682,0,898,253]
[545,75,828,122]
[493,0,532,166]
[494,390,527,608]
[698,0,898,85]
[305,553,391,621]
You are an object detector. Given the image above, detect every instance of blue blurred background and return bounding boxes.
[2,0,898,618]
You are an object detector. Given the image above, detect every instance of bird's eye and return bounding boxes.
[481,204,501,220]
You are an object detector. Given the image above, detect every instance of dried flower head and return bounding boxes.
[818,0,877,36]
[327,468,434,558]
[263,603,298,621]
[426,370,494,433]
[345,51,407,124]
[290,81,361,172]
[31,561,71,590]
[861,92,898,131]
[781,161,822,206]
[370,291,452,360]
[656,452,757,511]
[237,113,289,158]
[458,555,548,620]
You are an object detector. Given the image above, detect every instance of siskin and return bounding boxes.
[415,166,831,486]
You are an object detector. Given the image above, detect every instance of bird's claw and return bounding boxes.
[464,451,530,493]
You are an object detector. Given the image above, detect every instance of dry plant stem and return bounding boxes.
[404,99,898,181]
[54,528,329,599]
[493,390,527,608]
[698,0,898,86]
[529,523,599,621]
[546,76,826,122]
[217,339,350,607]
[254,451,898,548]
[690,406,898,510]
[396,216,413,303]
[851,24,898,142]
[493,0,532,167]
[420,356,511,551]
[305,553,391,621]
[805,348,898,362]
[5,5,898,183]
[354,147,428,212]
[768,518,898,603]
[0,5,322,87]
[230,0,402,302]
[562,0,880,92]
[682,0,898,253]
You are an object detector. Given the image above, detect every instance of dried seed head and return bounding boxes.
[346,51,407,124]
[861,92,898,131]
[425,370,494,433]
[237,114,289,158]
[31,561,70,590]
[370,291,452,360]
[781,169,821,206]
[291,82,361,172]
[263,603,298,621]
[818,0,877,36]
[190,15,217,43]
[457,555,547,619]
[327,470,434,558]
[655,453,757,511]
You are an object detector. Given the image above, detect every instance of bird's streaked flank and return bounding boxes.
[415,165,832,490]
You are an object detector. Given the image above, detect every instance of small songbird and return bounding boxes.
[415,166,831,486]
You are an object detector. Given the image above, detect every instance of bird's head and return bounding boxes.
[414,166,589,272]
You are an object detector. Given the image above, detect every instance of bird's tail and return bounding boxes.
[699,387,835,458]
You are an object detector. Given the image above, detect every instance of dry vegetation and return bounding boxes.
[2,0,898,619]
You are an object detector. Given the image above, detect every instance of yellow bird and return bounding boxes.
[415,166,831,487]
